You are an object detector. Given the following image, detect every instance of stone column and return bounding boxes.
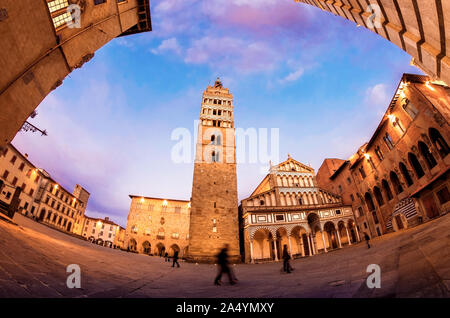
[273,238,279,261]
[354,223,361,242]
[336,228,342,248]
[321,231,328,253]
[345,225,352,245]
[311,233,317,255]
[288,235,293,258]
[300,237,305,257]
[307,234,313,256]
[249,240,254,263]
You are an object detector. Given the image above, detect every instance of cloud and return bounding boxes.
[278,67,305,84]
[184,36,278,73]
[151,37,182,55]
[365,83,390,114]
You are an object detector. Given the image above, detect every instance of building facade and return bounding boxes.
[124,196,191,257]
[317,73,449,237]
[186,78,241,263]
[0,0,152,152]
[240,157,360,264]
[81,216,124,248]
[0,143,89,234]
[294,0,450,86]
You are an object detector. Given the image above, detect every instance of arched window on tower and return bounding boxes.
[210,135,216,145]
[216,135,222,145]
[429,128,449,159]
[408,152,424,179]
[399,162,413,187]
[390,171,403,194]
[418,141,437,169]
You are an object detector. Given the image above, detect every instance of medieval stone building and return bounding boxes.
[294,0,450,86]
[186,78,241,263]
[317,73,449,237]
[124,196,191,257]
[240,157,359,264]
[0,143,89,235]
[0,0,152,153]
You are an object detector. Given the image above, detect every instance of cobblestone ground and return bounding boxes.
[0,213,449,298]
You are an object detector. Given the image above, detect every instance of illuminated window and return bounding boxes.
[46,0,72,30]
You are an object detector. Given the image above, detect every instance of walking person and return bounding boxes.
[214,244,237,286]
[172,250,180,268]
[164,252,169,262]
[364,233,371,249]
[282,245,292,274]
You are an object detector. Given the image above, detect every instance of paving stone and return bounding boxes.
[0,213,450,297]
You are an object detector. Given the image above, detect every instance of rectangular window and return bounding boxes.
[383,133,395,150]
[94,0,107,4]
[372,211,379,224]
[436,187,450,205]
[19,163,25,171]
[47,0,72,30]
[3,170,9,179]
[402,98,419,119]
[21,183,26,191]
[375,146,384,161]
[10,155,17,164]
[29,188,34,196]
[359,166,366,179]
[12,177,17,186]
[275,214,285,221]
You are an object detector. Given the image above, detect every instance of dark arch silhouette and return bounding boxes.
[399,162,414,187]
[408,152,425,179]
[429,128,449,159]
[381,179,393,201]
[390,171,403,194]
[418,141,437,169]
[373,186,384,206]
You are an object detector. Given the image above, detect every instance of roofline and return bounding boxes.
[83,215,124,229]
[329,160,350,180]
[128,195,190,203]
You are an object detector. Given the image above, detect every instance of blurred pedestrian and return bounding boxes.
[214,244,237,286]
[282,245,292,273]
[172,250,180,268]
[364,233,371,249]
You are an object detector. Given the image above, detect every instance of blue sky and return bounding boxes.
[12,0,421,227]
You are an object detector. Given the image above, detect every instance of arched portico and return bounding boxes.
[142,241,151,254]
[169,244,180,257]
[156,243,165,256]
[128,238,137,252]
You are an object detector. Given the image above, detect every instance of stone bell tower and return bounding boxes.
[186,78,241,263]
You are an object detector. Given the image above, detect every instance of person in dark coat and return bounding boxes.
[282,245,292,273]
[214,244,237,286]
[172,251,180,268]
[164,252,169,262]
[364,233,371,249]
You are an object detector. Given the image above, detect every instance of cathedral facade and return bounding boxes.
[240,157,359,264]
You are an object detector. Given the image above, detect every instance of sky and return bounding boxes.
[12,0,422,227]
